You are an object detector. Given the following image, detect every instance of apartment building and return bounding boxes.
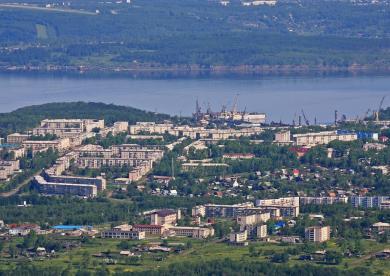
[274,130,291,144]
[240,224,268,239]
[129,122,263,140]
[202,202,254,218]
[33,119,104,138]
[229,230,248,243]
[75,144,163,169]
[101,224,145,240]
[150,209,180,226]
[292,131,357,147]
[255,197,300,217]
[350,196,390,209]
[132,224,165,236]
[305,226,331,243]
[169,226,214,239]
[34,175,98,198]
[0,160,20,180]
[236,212,270,226]
[380,200,390,210]
[22,138,71,153]
[7,133,30,144]
[300,196,348,205]
[192,205,206,217]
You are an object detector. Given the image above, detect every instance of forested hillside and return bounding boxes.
[0,0,389,73]
[0,102,170,135]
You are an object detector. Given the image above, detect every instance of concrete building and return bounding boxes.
[350,196,389,209]
[229,230,248,243]
[101,224,145,240]
[305,226,330,243]
[129,122,263,140]
[34,172,106,198]
[150,209,180,226]
[33,119,104,138]
[192,205,206,217]
[75,144,163,169]
[222,153,255,160]
[274,130,291,144]
[300,196,348,205]
[380,200,390,210]
[372,222,390,233]
[0,160,20,180]
[363,143,387,151]
[7,133,30,144]
[22,138,71,154]
[236,212,270,226]
[255,197,300,217]
[169,226,214,239]
[292,131,357,147]
[132,224,164,236]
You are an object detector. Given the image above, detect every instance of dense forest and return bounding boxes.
[0,0,389,72]
[0,102,171,136]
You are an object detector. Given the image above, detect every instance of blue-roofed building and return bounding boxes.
[52,225,92,231]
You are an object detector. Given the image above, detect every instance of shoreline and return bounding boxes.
[1,64,389,79]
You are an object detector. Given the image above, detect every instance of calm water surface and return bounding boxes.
[0,73,389,123]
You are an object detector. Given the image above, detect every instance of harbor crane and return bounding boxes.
[301,109,310,126]
[375,96,386,122]
[231,93,239,113]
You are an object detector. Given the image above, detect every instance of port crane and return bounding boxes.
[301,109,310,126]
[375,96,386,121]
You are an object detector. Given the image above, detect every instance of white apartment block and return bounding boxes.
[292,131,357,146]
[305,226,330,243]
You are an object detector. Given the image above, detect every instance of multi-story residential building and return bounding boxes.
[129,122,263,140]
[34,172,106,198]
[150,209,180,226]
[350,196,390,209]
[236,213,270,226]
[202,202,254,218]
[363,143,387,151]
[274,130,291,144]
[300,196,348,205]
[305,226,330,243]
[372,222,390,233]
[132,224,165,236]
[192,205,206,217]
[34,175,97,197]
[7,133,30,144]
[101,224,145,240]
[255,197,300,217]
[169,226,214,239]
[292,131,357,147]
[0,160,20,180]
[22,138,71,153]
[380,200,390,210]
[222,153,255,160]
[33,119,104,138]
[229,230,248,243]
[75,144,163,169]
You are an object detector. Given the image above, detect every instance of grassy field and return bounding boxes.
[0,235,388,274]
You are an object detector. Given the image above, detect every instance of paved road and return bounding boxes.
[0,175,35,197]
